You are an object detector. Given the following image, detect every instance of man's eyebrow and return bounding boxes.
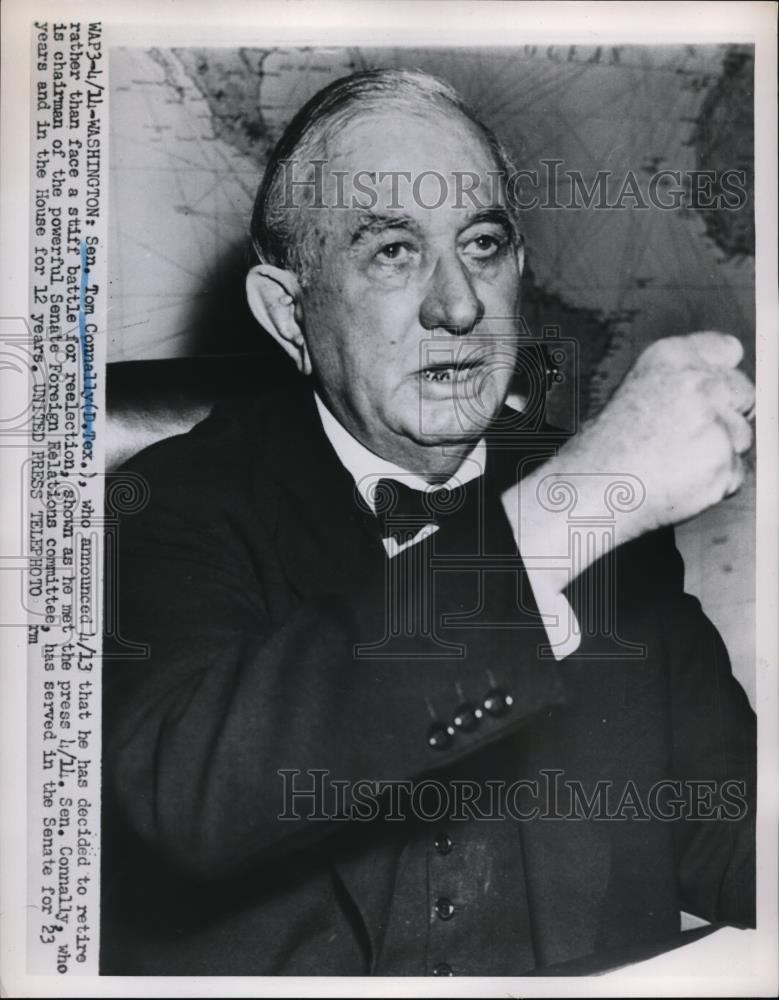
[349,213,417,245]
[460,207,517,238]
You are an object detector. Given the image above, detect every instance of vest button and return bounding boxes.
[435,896,455,920]
[434,832,453,855]
[427,723,453,751]
[452,702,479,732]
[433,962,454,976]
[483,688,513,717]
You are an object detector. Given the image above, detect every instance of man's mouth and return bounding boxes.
[420,361,482,383]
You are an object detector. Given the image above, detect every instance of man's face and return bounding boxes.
[298,107,523,473]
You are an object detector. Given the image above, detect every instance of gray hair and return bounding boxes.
[249,68,519,283]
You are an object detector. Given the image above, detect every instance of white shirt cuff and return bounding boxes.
[524,566,582,660]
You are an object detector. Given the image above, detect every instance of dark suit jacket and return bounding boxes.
[100,382,755,976]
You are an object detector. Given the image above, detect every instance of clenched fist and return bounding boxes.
[565,331,753,535]
[506,332,755,590]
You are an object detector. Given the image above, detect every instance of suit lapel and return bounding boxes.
[262,387,386,601]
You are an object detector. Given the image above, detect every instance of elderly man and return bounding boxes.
[101,69,755,976]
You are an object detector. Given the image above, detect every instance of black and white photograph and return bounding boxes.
[1,1,777,995]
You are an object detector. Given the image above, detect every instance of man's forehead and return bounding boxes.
[312,113,510,228]
[284,103,517,246]
[322,106,502,182]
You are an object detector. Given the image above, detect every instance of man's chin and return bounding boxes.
[412,394,502,445]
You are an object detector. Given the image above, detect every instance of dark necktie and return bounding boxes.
[374,478,469,546]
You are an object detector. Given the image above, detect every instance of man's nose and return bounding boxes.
[419,254,484,336]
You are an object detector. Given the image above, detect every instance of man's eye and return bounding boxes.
[463,234,505,260]
[376,242,411,262]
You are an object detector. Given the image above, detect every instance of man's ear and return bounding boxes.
[246,264,312,376]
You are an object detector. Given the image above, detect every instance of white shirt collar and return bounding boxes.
[314,392,486,513]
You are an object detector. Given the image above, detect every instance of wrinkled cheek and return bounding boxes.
[465,379,506,427]
[486,344,519,389]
